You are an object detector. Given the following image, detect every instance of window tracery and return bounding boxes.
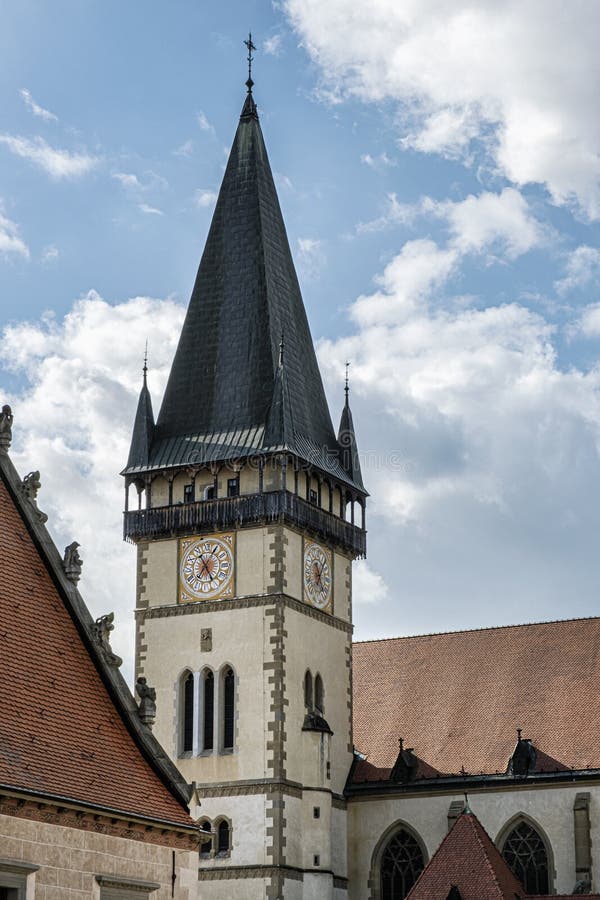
[380,828,425,900]
[501,820,550,894]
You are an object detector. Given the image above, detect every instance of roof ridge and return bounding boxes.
[468,814,508,898]
[353,614,600,644]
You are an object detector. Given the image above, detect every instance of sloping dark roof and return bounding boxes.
[406,811,531,899]
[352,618,600,779]
[126,367,155,469]
[0,446,194,829]
[123,92,364,492]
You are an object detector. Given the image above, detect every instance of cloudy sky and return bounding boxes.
[2,1,600,681]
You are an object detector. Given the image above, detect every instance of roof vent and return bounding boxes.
[508,728,537,777]
[391,737,419,783]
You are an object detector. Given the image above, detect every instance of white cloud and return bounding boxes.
[577,303,600,338]
[297,237,326,279]
[263,34,284,56]
[361,152,396,171]
[197,111,215,134]
[0,134,99,179]
[315,224,600,633]
[284,0,600,218]
[0,208,29,260]
[174,139,194,158]
[555,245,600,296]
[0,292,185,681]
[113,172,141,189]
[357,192,416,234]
[113,171,168,192]
[138,203,163,216]
[353,560,389,605]
[194,189,218,209]
[357,187,544,262]
[430,187,545,260]
[19,88,58,122]
[41,245,59,264]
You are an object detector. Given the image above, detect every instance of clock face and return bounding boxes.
[179,534,234,602]
[303,542,333,612]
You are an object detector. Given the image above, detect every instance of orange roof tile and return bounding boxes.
[0,463,193,828]
[353,619,600,776]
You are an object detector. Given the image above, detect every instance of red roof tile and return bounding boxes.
[353,620,600,776]
[0,469,192,828]
[406,812,525,899]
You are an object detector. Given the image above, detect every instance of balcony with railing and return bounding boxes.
[123,490,366,557]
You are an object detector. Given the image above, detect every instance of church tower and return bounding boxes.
[122,68,366,900]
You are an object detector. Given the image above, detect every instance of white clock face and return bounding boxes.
[303,542,332,611]
[179,534,234,601]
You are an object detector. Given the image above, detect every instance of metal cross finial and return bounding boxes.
[143,340,148,384]
[398,737,404,752]
[345,360,350,400]
[244,32,256,93]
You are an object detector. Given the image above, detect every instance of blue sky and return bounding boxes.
[2,1,600,677]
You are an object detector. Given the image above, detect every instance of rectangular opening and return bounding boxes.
[313,806,320,819]
[313,855,320,867]
[227,477,239,498]
[183,483,195,503]
[309,489,318,505]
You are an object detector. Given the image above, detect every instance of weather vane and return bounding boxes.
[143,339,148,381]
[244,32,256,93]
[345,360,351,398]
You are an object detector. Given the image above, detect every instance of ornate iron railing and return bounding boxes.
[123,490,366,557]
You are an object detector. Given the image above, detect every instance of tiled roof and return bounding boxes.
[406,812,525,899]
[0,453,194,828]
[352,619,600,779]
[123,90,367,494]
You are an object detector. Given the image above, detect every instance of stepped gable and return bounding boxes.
[0,447,194,829]
[352,619,600,778]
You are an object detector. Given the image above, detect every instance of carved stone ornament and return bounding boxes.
[21,470,48,523]
[63,541,83,584]
[201,628,213,652]
[0,404,13,453]
[93,612,123,668]
[136,676,157,728]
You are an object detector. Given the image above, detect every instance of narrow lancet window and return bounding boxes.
[203,670,214,751]
[217,819,230,855]
[315,673,324,715]
[182,671,194,753]
[304,670,313,709]
[223,667,235,750]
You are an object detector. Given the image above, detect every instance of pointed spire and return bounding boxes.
[126,351,155,470]
[337,363,365,491]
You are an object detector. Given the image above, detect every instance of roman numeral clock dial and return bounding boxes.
[303,541,333,613]
[179,534,235,602]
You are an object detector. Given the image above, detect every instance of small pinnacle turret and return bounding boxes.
[337,365,365,491]
[126,353,155,470]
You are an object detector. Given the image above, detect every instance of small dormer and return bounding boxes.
[507,728,537,777]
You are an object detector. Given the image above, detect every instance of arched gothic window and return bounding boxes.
[202,669,214,751]
[217,819,231,855]
[222,667,235,750]
[304,670,313,709]
[181,671,194,754]
[199,819,212,858]
[501,820,549,894]
[380,828,425,900]
[314,673,324,714]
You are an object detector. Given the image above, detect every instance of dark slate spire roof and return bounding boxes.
[338,384,365,491]
[123,90,365,492]
[126,363,155,470]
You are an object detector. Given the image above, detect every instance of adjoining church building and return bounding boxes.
[4,66,600,900]
[119,71,600,900]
